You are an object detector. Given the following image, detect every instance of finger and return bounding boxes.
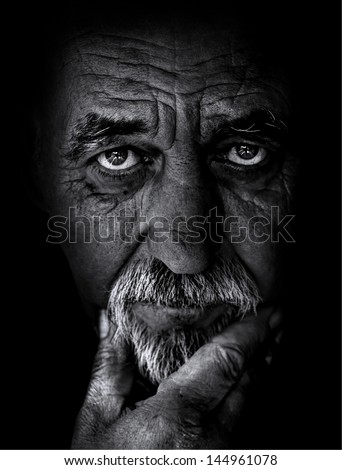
[260,307,284,365]
[205,363,266,449]
[211,368,256,443]
[157,310,280,413]
[84,309,134,420]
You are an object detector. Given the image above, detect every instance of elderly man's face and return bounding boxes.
[38,18,296,381]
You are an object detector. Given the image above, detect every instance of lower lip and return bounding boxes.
[131,302,234,332]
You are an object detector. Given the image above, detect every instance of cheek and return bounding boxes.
[220,181,293,302]
[62,239,133,306]
[52,187,148,308]
[42,139,159,309]
[233,241,284,302]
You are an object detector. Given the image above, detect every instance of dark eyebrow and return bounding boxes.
[212,109,289,143]
[76,112,149,137]
[64,112,149,163]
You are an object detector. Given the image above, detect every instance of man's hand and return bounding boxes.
[71,309,281,449]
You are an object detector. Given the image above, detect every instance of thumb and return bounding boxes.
[84,309,134,421]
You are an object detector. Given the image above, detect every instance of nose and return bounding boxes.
[145,150,222,274]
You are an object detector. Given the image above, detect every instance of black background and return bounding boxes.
[1,1,341,449]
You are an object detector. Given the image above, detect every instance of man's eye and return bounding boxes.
[97,148,141,170]
[221,144,268,166]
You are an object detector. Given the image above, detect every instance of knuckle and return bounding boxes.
[212,342,247,381]
[133,396,202,445]
[126,402,179,448]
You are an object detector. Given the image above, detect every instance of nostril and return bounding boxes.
[161,251,212,275]
[146,215,221,275]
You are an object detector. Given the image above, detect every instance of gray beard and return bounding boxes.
[108,257,261,385]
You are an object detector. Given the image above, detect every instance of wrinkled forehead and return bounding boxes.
[51,14,287,89]
[61,18,258,65]
[48,18,290,110]
[39,13,292,151]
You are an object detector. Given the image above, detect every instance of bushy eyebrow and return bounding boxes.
[211,109,289,143]
[64,112,149,163]
[64,108,289,165]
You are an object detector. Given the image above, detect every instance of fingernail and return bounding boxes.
[98,309,109,339]
[268,309,283,332]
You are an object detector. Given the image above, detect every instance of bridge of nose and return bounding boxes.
[141,96,226,274]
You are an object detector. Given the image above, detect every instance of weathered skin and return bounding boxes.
[71,308,281,449]
[35,18,297,448]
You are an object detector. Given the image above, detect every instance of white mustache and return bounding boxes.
[108,257,261,314]
[107,257,261,384]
